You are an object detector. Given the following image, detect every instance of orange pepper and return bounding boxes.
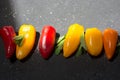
[85,28,103,56]
[103,28,118,60]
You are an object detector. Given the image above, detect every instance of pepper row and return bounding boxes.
[0,23,119,61]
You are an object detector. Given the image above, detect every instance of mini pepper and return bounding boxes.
[63,23,84,58]
[85,28,103,56]
[103,28,118,60]
[14,24,36,60]
[0,26,16,59]
[39,25,56,59]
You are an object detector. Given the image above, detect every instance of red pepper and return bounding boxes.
[0,26,16,59]
[39,25,56,59]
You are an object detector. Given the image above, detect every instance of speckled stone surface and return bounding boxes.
[0,0,120,80]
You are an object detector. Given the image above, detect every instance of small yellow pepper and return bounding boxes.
[63,23,84,58]
[85,28,103,56]
[15,24,36,60]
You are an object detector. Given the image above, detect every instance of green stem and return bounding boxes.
[54,35,65,55]
[13,35,24,47]
[54,39,64,55]
[75,32,87,57]
[57,35,65,44]
[75,44,83,57]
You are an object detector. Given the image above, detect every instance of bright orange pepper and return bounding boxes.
[103,28,118,60]
[85,28,103,56]
[63,23,84,58]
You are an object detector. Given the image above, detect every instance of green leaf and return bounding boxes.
[75,32,87,57]
[57,35,65,44]
[75,44,83,57]
[54,35,65,55]
[54,39,64,55]
[14,35,24,47]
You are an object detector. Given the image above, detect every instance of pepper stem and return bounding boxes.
[75,32,87,57]
[75,44,83,57]
[57,35,65,44]
[54,39,64,55]
[14,35,24,47]
[54,35,65,55]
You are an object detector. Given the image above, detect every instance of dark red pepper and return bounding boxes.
[39,25,56,59]
[0,26,16,59]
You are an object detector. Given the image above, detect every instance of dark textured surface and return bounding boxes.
[0,0,120,80]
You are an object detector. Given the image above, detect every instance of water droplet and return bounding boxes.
[50,11,53,15]
[39,16,42,18]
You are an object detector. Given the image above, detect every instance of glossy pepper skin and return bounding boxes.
[16,24,36,60]
[63,23,84,58]
[85,28,103,56]
[0,26,16,59]
[39,25,56,59]
[103,28,118,60]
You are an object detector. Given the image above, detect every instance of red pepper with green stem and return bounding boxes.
[0,26,16,59]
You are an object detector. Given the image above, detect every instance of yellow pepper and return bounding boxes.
[63,23,84,58]
[85,28,103,56]
[15,24,36,60]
